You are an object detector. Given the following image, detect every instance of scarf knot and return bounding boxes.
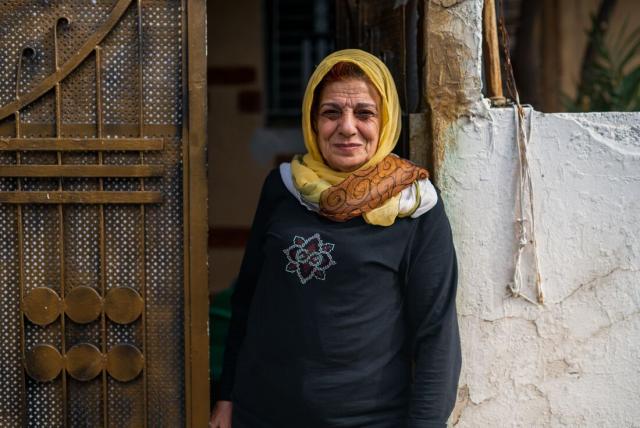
[319,155,428,222]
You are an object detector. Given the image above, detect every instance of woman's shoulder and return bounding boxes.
[407,185,453,247]
[415,186,447,225]
[258,166,290,201]
[264,167,284,187]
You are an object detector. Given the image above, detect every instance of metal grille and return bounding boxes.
[266,0,335,122]
[0,0,188,426]
[334,0,421,159]
[0,203,21,427]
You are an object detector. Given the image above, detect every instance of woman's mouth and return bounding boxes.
[334,143,362,151]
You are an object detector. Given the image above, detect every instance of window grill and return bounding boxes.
[266,0,335,125]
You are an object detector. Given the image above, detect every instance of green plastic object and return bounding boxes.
[209,285,233,382]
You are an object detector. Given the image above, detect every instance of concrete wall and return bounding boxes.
[422,1,640,426]
[442,109,640,426]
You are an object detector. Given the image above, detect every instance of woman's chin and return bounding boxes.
[328,158,367,172]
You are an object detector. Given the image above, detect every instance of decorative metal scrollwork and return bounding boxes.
[22,286,143,326]
[25,344,64,382]
[1,0,188,424]
[22,287,62,326]
[65,286,102,324]
[24,343,144,383]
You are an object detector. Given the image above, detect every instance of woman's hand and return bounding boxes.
[209,400,232,428]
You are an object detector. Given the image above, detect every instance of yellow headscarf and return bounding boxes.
[291,49,403,226]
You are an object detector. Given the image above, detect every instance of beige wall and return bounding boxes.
[207,0,269,294]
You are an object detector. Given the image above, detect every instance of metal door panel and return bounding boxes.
[0,0,208,426]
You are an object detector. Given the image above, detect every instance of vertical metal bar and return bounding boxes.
[401,3,408,111]
[53,21,68,428]
[136,2,148,426]
[95,45,109,428]
[58,170,67,428]
[16,172,27,428]
[181,0,192,422]
[272,0,280,111]
[15,51,27,428]
[138,0,145,140]
[185,0,210,423]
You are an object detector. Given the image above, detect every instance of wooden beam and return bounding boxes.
[541,0,561,112]
[0,191,162,204]
[0,138,164,151]
[0,165,164,177]
[482,0,505,103]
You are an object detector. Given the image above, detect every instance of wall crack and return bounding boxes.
[560,266,637,303]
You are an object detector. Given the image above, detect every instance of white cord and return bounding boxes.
[508,104,544,305]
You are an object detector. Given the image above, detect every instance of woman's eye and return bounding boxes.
[321,110,341,119]
[356,110,375,119]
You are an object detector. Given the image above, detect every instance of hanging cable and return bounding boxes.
[497,0,544,304]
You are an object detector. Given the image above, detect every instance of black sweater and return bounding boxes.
[218,169,461,428]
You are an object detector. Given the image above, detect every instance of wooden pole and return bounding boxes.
[482,0,506,104]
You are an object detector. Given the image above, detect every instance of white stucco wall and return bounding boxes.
[442,108,640,427]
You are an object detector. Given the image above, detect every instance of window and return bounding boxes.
[265,0,336,126]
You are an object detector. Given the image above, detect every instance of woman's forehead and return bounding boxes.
[318,79,381,104]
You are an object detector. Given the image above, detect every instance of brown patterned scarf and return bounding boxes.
[319,155,429,222]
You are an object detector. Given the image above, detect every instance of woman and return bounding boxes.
[210,49,461,428]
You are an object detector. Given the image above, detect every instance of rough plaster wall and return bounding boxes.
[423,0,640,426]
[441,109,640,427]
[424,0,485,177]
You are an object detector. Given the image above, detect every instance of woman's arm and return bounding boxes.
[404,197,461,428]
[216,170,281,401]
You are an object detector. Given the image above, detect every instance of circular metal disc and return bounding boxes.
[25,344,63,382]
[106,344,144,382]
[22,287,61,326]
[66,343,103,381]
[65,286,102,324]
[104,287,143,324]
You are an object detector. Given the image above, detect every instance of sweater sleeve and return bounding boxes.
[217,170,280,401]
[404,196,461,428]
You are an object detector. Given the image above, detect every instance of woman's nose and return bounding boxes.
[339,111,357,136]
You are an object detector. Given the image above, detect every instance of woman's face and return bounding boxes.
[315,78,381,172]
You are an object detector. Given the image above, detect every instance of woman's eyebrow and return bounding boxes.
[319,102,342,109]
[319,102,377,110]
[355,103,377,110]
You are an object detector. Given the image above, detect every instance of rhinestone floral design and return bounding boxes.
[283,233,336,284]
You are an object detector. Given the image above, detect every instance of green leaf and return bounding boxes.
[575,13,640,112]
[619,67,640,109]
[618,36,640,71]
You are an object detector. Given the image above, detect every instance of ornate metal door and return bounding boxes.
[0,0,208,426]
